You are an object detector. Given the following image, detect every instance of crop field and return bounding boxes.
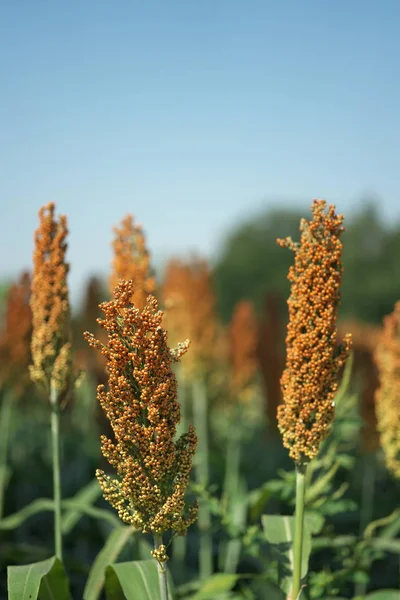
[0,199,399,600]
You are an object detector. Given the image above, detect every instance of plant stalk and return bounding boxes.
[193,378,213,579]
[0,388,13,520]
[355,454,375,596]
[292,462,307,599]
[154,534,169,600]
[221,406,242,573]
[50,383,63,561]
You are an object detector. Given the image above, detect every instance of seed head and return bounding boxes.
[374,302,400,478]
[84,280,198,547]
[110,214,156,311]
[0,271,32,390]
[162,257,217,380]
[29,203,72,397]
[277,200,352,463]
[229,300,258,404]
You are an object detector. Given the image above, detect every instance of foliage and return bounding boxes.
[214,201,400,324]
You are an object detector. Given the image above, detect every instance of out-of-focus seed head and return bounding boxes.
[29,203,72,398]
[374,302,400,478]
[277,200,352,464]
[229,300,258,404]
[110,214,156,311]
[0,271,32,392]
[84,280,198,559]
[162,257,217,380]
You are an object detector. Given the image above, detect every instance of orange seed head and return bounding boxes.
[277,200,352,463]
[84,280,198,549]
[229,300,258,403]
[110,214,156,311]
[0,271,32,389]
[29,203,72,396]
[374,301,400,478]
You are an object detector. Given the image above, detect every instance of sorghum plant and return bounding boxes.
[258,293,284,433]
[110,214,155,310]
[0,271,32,519]
[278,199,352,598]
[162,257,217,579]
[374,301,400,479]
[84,280,198,599]
[0,271,32,389]
[221,300,259,573]
[229,300,258,405]
[29,202,73,561]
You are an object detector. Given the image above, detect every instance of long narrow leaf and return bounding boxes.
[62,479,102,534]
[0,499,54,530]
[83,525,135,600]
[363,592,400,600]
[192,574,239,599]
[7,556,71,600]
[262,515,312,593]
[0,497,120,531]
[62,500,120,528]
[105,559,174,600]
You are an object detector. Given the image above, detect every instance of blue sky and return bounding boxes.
[1,0,399,302]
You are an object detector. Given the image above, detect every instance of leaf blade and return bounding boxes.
[83,525,135,600]
[7,556,70,600]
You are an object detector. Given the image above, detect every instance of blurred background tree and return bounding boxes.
[213,200,400,325]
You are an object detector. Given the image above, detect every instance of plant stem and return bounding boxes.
[292,463,307,599]
[221,406,242,573]
[50,383,62,561]
[0,388,13,520]
[154,534,169,600]
[193,378,213,579]
[355,454,375,597]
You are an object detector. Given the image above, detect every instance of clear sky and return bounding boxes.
[1,0,399,303]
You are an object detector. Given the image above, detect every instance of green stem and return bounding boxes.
[154,534,169,600]
[355,455,375,597]
[193,378,212,579]
[292,463,307,599]
[50,383,62,561]
[221,406,242,573]
[0,388,13,520]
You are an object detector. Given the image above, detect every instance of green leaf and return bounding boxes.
[0,498,54,530]
[334,351,354,408]
[0,497,120,532]
[105,559,174,600]
[312,535,356,551]
[7,556,71,600]
[248,579,286,600]
[83,525,135,600]
[261,515,312,592]
[305,461,340,505]
[363,592,400,600]
[62,500,120,528]
[364,508,400,539]
[370,538,400,554]
[352,570,369,585]
[304,511,325,535]
[248,484,272,521]
[192,574,239,599]
[61,479,102,534]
